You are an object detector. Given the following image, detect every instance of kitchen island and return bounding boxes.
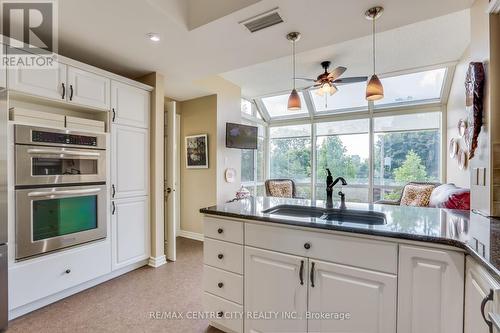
[200,196,500,333]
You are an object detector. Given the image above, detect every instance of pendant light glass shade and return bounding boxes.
[287,88,301,110]
[366,74,384,101]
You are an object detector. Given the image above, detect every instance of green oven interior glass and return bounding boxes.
[32,195,98,241]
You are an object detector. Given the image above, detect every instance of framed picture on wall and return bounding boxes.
[185,134,208,168]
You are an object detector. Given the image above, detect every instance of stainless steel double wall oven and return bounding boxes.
[14,125,107,260]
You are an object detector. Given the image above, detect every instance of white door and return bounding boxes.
[245,246,307,333]
[398,245,465,333]
[111,196,150,270]
[164,102,178,261]
[8,49,66,101]
[465,256,500,333]
[67,66,110,109]
[308,259,397,333]
[111,125,149,199]
[111,81,149,128]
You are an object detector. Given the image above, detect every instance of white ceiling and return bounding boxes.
[222,10,471,98]
[57,0,474,101]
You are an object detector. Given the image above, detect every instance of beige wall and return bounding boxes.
[446,48,471,188]
[179,95,217,234]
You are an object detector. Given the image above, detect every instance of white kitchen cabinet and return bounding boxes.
[67,66,110,110]
[465,256,500,333]
[8,50,66,101]
[111,124,149,199]
[0,44,6,89]
[111,196,149,270]
[244,246,308,333]
[397,245,465,333]
[308,259,397,333]
[111,81,149,128]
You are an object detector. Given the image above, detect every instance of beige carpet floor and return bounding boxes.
[7,237,223,333]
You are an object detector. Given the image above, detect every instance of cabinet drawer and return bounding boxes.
[204,217,243,244]
[9,240,111,310]
[204,238,243,274]
[203,265,243,304]
[245,223,398,274]
[203,292,243,333]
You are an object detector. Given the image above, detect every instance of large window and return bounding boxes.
[315,119,369,202]
[373,112,441,201]
[261,92,309,118]
[269,124,311,198]
[311,81,368,113]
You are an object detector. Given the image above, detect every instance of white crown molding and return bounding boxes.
[488,0,500,14]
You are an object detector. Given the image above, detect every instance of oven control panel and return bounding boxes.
[32,130,98,147]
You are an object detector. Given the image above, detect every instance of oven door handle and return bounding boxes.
[27,188,102,198]
[27,148,101,157]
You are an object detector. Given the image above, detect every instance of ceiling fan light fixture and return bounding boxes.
[288,88,301,110]
[366,74,384,101]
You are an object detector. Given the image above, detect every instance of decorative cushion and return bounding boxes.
[429,184,470,210]
[268,180,293,198]
[400,184,436,207]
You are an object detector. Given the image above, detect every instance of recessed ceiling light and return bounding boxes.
[147,33,160,42]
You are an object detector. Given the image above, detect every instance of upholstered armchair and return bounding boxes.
[265,179,298,198]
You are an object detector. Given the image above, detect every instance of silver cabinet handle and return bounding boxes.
[27,148,101,157]
[481,289,494,333]
[28,188,101,198]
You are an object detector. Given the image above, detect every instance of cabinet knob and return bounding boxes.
[304,242,311,250]
[217,253,224,260]
[217,311,224,318]
[217,228,224,234]
[65,269,71,274]
[218,282,224,288]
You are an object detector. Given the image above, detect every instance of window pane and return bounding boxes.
[241,149,255,182]
[241,99,252,115]
[373,113,441,201]
[256,137,265,181]
[374,68,446,107]
[316,185,369,203]
[270,124,311,138]
[316,119,369,136]
[311,81,368,112]
[262,93,309,118]
[270,137,311,198]
[374,112,440,132]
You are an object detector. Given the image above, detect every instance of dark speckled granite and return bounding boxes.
[200,196,500,280]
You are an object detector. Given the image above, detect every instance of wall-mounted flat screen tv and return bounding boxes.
[226,123,258,149]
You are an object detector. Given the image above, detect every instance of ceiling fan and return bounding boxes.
[298,61,368,96]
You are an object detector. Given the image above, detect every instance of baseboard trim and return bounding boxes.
[178,230,204,242]
[148,255,167,268]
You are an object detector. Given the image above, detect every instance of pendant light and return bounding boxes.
[365,6,384,101]
[286,32,301,110]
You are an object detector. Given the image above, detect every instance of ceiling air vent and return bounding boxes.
[240,8,284,33]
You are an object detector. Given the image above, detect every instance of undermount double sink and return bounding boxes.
[262,205,386,225]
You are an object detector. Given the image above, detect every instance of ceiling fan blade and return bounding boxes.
[296,77,317,82]
[301,84,320,90]
[327,66,347,80]
[333,76,368,85]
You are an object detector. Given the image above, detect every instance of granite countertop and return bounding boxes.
[200,196,500,280]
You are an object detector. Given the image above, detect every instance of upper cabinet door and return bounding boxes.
[308,259,397,333]
[8,52,66,101]
[0,44,6,89]
[244,246,307,333]
[111,81,149,128]
[67,66,110,110]
[398,245,465,333]
[111,124,149,199]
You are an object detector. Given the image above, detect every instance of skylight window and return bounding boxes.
[261,92,309,118]
[374,68,446,107]
[310,81,368,113]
